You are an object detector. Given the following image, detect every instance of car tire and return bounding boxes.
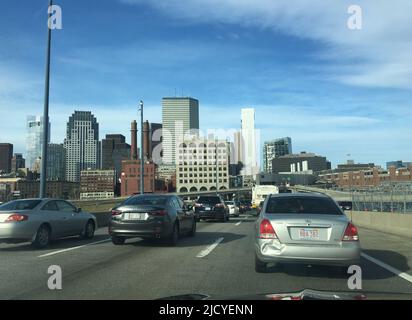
[255,254,267,273]
[188,218,196,237]
[112,236,126,245]
[32,224,51,249]
[168,223,179,246]
[82,220,95,239]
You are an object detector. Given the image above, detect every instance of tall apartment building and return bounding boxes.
[162,97,199,165]
[64,111,100,182]
[263,137,292,173]
[47,144,66,181]
[80,169,116,200]
[176,137,229,193]
[0,143,13,173]
[240,108,258,176]
[26,115,50,170]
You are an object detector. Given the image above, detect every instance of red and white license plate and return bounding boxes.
[298,228,320,240]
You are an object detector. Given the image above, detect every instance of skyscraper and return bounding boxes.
[11,153,25,173]
[240,108,258,176]
[26,115,50,170]
[263,137,292,173]
[162,97,199,164]
[101,134,130,178]
[64,111,100,182]
[0,143,13,173]
[47,144,66,181]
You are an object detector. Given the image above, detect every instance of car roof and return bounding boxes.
[269,192,330,199]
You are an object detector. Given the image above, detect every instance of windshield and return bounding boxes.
[0,0,411,303]
[0,200,42,211]
[266,197,343,215]
[197,197,221,204]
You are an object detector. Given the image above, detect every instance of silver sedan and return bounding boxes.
[0,198,97,248]
[255,193,361,273]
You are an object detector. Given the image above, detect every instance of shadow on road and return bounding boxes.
[362,249,410,273]
[126,231,247,248]
[0,234,110,253]
[263,249,410,281]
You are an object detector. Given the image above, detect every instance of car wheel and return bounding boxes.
[255,254,267,273]
[188,218,196,237]
[112,236,126,245]
[168,223,179,246]
[82,220,95,239]
[32,224,51,249]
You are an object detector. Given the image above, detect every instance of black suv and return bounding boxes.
[194,195,229,222]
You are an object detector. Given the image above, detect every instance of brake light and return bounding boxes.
[194,203,202,208]
[259,219,278,239]
[111,210,122,216]
[149,210,168,216]
[5,214,28,222]
[215,203,224,208]
[342,222,359,241]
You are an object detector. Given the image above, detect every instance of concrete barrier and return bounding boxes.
[346,211,412,239]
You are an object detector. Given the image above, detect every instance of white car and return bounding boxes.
[225,201,239,217]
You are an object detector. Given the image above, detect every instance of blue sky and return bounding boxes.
[0,0,412,168]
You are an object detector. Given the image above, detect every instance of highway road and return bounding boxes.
[0,212,411,299]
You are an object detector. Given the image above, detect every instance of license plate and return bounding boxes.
[298,228,320,240]
[205,207,211,211]
[124,213,146,221]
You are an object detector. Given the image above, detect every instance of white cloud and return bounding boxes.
[120,0,412,89]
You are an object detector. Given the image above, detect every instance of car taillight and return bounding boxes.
[342,222,359,241]
[259,219,278,239]
[5,214,28,222]
[194,203,202,208]
[215,203,224,208]
[149,210,168,216]
[111,210,122,216]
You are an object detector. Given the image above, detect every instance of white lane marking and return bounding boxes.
[235,221,242,226]
[361,253,412,284]
[38,239,111,258]
[196,237,224,258]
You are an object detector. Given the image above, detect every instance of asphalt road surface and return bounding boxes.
[1,212,411,299]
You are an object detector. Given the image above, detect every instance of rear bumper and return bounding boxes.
[195,210,226,220]
[0,222,36,243]
[108,219,173,239]
[255,239,361,267]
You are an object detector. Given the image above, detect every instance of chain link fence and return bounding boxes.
[351,183,412,214]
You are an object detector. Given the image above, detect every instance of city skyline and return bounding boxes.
[1,1,412,167]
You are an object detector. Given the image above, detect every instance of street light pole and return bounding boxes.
[39,0,53,198]
[140,100,144,195]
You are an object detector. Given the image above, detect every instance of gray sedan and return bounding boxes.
[255,193,361,273]
[0,198,97,248]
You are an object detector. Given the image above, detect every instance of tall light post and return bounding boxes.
[40,0,53,198]
[139,100,144,194]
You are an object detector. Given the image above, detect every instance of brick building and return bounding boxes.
[318,165,412,188]
[120,160,157,196]
[80,169,116,200]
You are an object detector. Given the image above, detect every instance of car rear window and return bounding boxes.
[265,197,343,215]
[123,196,168,206]
[197,196,221,204]
[0,199,42,211]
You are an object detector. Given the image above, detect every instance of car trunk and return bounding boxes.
[118,205,167,222]
[267,214,349,245]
